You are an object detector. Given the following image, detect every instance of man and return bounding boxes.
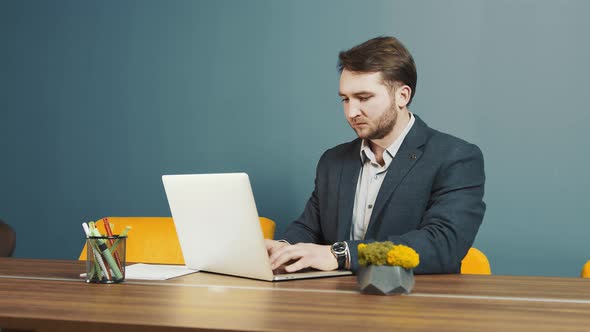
[266,36,485,274]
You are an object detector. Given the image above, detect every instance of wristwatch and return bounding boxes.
[331,241,348,270]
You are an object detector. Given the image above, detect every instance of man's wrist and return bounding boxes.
[344,241,351,270]
[331,241,348,270]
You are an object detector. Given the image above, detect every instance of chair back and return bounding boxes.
[581,260,590,278]
[79,216,276,264]
[259,217,276,240]
[460,247,491,275]
[0,220,16,257]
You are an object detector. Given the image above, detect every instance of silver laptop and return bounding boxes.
[162,173,352,281]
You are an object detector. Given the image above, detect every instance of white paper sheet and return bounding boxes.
[124,263,198,280]
[80,263,198,280]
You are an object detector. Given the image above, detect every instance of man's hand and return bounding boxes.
[264,239,289,256]
[267,241,338,273]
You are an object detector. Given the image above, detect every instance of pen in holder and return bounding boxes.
[85,235,126,283]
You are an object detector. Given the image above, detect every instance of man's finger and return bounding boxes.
[284,257,310,273]
[269,243,294,262]
[270,246,303,270]
[264,239,276,251]
[270,248,296,270]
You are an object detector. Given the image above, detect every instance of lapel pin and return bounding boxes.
[409,153,417,160]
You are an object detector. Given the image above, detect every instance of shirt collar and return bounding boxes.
[359,112,415,167]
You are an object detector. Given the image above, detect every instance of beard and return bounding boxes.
[351,102,398,140]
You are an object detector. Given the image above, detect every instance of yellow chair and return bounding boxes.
[581,260,590,278]
[460,247,491,275]
[79,216,276,264]
[257,217,275,240]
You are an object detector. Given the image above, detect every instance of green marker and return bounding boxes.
[83,222,108,281]
[90,227,124,280]
[110,226,132,251]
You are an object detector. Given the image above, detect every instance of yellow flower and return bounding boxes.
[357,241,420,268]
[386,245,420,269]
[358,241,394,266]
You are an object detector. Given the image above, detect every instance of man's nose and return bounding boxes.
[346,100,362,118]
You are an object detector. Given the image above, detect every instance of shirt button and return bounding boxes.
[368,204,373,209]
[374,175,378,180]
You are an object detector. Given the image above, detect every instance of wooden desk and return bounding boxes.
[1,258,590,331]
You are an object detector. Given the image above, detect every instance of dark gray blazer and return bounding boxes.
[283,115,486,274]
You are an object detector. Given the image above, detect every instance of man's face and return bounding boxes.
[339,70,398,140]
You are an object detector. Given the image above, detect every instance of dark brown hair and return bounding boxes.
[338,36,417,105]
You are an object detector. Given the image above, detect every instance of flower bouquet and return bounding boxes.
[356,241,419,295]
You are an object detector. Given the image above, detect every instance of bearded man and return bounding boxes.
[266,36,486,274]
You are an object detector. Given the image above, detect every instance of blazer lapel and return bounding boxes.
[365,116,430,238]
[337,140,362,240]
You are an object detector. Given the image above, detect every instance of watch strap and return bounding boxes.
[331,241,348,270]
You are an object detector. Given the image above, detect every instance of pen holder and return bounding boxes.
[86,235,126,284]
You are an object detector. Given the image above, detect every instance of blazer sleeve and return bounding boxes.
[282,152,327,244]
[349,143,486,274]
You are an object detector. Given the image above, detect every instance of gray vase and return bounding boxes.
[357,265,415,295]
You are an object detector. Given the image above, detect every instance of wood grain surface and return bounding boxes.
[2,258,590,332]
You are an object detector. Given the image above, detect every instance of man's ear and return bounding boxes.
[396,85,412,109]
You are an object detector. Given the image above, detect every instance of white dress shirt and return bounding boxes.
[350,113,415,240]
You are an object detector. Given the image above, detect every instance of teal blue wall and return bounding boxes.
[1,0,589,276]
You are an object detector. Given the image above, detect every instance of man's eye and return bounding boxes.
[341,98,349,103]
[359,96,370,102]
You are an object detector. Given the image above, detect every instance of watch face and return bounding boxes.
[332,242,347,255]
